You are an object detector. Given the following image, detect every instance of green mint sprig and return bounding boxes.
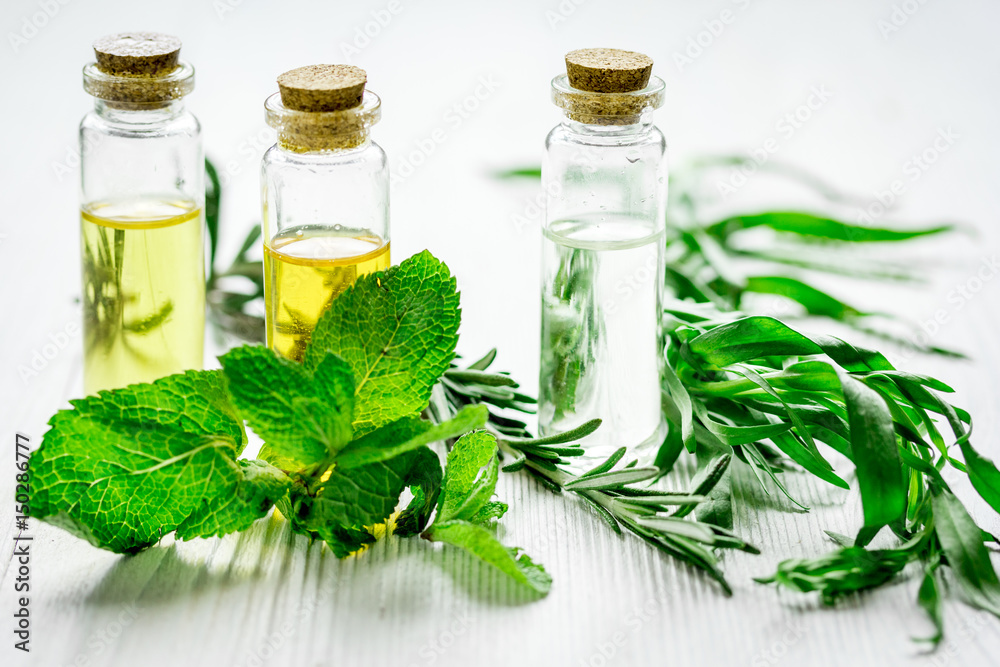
[28,251,551,595]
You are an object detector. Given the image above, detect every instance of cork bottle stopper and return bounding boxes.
[277,65,367,112]
[93,32,181,76]
[565,48,653,93]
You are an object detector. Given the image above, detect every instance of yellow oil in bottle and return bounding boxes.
[264,226,390,361]
[81,198,205,394]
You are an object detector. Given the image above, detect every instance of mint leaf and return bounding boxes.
[437,430,500,523]
[220,346,354,470]
[290,446,442,556]
[336,404,487,469]
[427,521,552,595]
[469,501,508,526]
[29,371,287,553]
[175,459,290,539]
[423,431,550,595]
[304,250,460,435]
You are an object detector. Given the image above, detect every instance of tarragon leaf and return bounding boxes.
[932,488,1000,616]
[706,212,953,243]
[29,371,287,553]
[839,373,906,528]
[757,546,914,604]
[959,440,1000,515]
[304,250,461,435]
[220,346,354,470]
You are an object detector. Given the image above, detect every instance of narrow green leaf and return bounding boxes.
[959,441,1000,515]
[839,372,906,528]
[444,369,518,387]
[564,467,660,491]
[688,317,821,367]
[932,488,1000,616]
[707,211,953,243]
[745,275,870,320]
[505,418,602,446]
[915,564,943,646]
[577,447,627,478]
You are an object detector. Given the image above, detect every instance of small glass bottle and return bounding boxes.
[261,64,390,361]
[539,49,668,467]
[79,32,205,394]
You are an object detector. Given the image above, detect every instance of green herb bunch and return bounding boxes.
[28,252,551,596]
[480,162,997,641]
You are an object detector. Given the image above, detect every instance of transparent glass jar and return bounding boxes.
[261,89,390,361]
[79,59,205,395]
[539,73,668,467]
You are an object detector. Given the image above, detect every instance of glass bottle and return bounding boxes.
[538,49,668,467]
[261,64,389,361]
[79,32,205,394]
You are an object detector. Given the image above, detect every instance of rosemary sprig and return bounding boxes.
[431,350,757,595]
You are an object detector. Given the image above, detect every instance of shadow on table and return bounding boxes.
[85,511,543,609]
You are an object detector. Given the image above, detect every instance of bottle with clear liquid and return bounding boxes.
[539,49,668,467]
[261,65,389,361]
[79,32,205,394]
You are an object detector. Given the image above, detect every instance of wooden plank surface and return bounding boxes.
[4,0,1000,665]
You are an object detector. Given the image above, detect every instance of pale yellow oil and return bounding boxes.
[81,198,205,394]
[264,226,390,361]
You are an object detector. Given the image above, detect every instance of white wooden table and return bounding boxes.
[3,1,1000,665]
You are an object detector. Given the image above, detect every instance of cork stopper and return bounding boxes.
[565,48,653,93]
[277,65,367,112]
[93,32,181,77]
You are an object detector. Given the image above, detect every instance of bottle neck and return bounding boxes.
[93,98,187,125]
[276,129,372,154]
[559,114,656,143]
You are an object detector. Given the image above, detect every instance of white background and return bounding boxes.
[2,0,999,665]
